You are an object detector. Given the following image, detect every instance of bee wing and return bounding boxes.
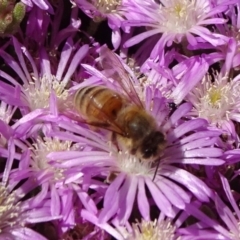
[99,47,144,109]
[85,120,125,136]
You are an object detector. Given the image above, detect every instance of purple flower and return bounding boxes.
[61,215,111,240]
[177,201,231,239]
[23,6,51,45]
[23,2,81,47]
[81,209,182,240]
[213,3,240,68]
[82,204,224,240]
[21,0,54,13]
[0,101,17,125]
[0,101,17,147]
[123,0,231,58]
[0,37,88,119]
[141,55,209,105]
[10,128,103,232]
[180,175,240,240]
[188,73,240,127]
[74,0,122,22]
[186,46,240,141]
[49,68,224,224]
[74,0,125,48]
[0,114,24,183]
[100,103,223,223]
[0,164,60,240]
[47,48,225,224]
[214,174,240,239]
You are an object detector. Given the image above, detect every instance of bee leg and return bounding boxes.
[111,132,120,151]
[105,171,119,183]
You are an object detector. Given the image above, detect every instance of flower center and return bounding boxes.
[23,75,68,111]
[128,219,178,240]
[160,0,201,33]
[208,87,223,108]
[190,75,240,125]
[199,81,232,121]
[0,184,23,232]
[116,151,152,177]
[31,137,76,182]
[92,0,120,14]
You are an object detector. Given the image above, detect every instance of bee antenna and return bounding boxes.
[152,158,161,181]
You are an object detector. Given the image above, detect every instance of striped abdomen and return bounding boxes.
[74,86,124,123]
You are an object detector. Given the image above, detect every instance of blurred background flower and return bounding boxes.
[0,0,239,239]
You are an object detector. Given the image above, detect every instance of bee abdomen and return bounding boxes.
[74,86,102,113]
[74,86,124,121]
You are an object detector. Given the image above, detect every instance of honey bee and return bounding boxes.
[74,47,166,162]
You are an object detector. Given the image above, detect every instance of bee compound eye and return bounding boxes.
[141,131,166,159]
[142,146,155,159]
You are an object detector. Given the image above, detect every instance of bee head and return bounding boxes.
[140,131,166,160]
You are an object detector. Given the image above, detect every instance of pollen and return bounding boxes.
[23,75,68,111]
[116,151,152,176]
[208,87,222,107]
[0,102,14,124]
[190,74,240,126]
[128,219,178,240]
[0,184,23,232]
[31,137,77,182]
[93,0,121,14]
[160,0,202,34]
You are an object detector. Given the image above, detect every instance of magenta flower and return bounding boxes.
[22,6,51,45]
[45,47,224,224]
[177,201,231,239]
[180,175,240,240]
[81,209,180,240]
[48,75,224,225]
[21,0,54,13]
[0,157,60,239]
[1,38,88,111]
[73,0,126,48]
[1,1,240,236]
[213,3,240,68]
[9,126,104,233]
[74,0,123,23]
[60,213,111,240]
[81,203,225,240]
[0,101,17,125]
[214,174,240,239]
[226,4,240,68]
[0,103,22,179]
[141,55,209,105]
[72,0,131,49]
[23,2,81,47]
[186,40,240,141]
[0,38,88,127]
[123,0,232,58]
[0,101,17,147]
[188,72,240,131]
